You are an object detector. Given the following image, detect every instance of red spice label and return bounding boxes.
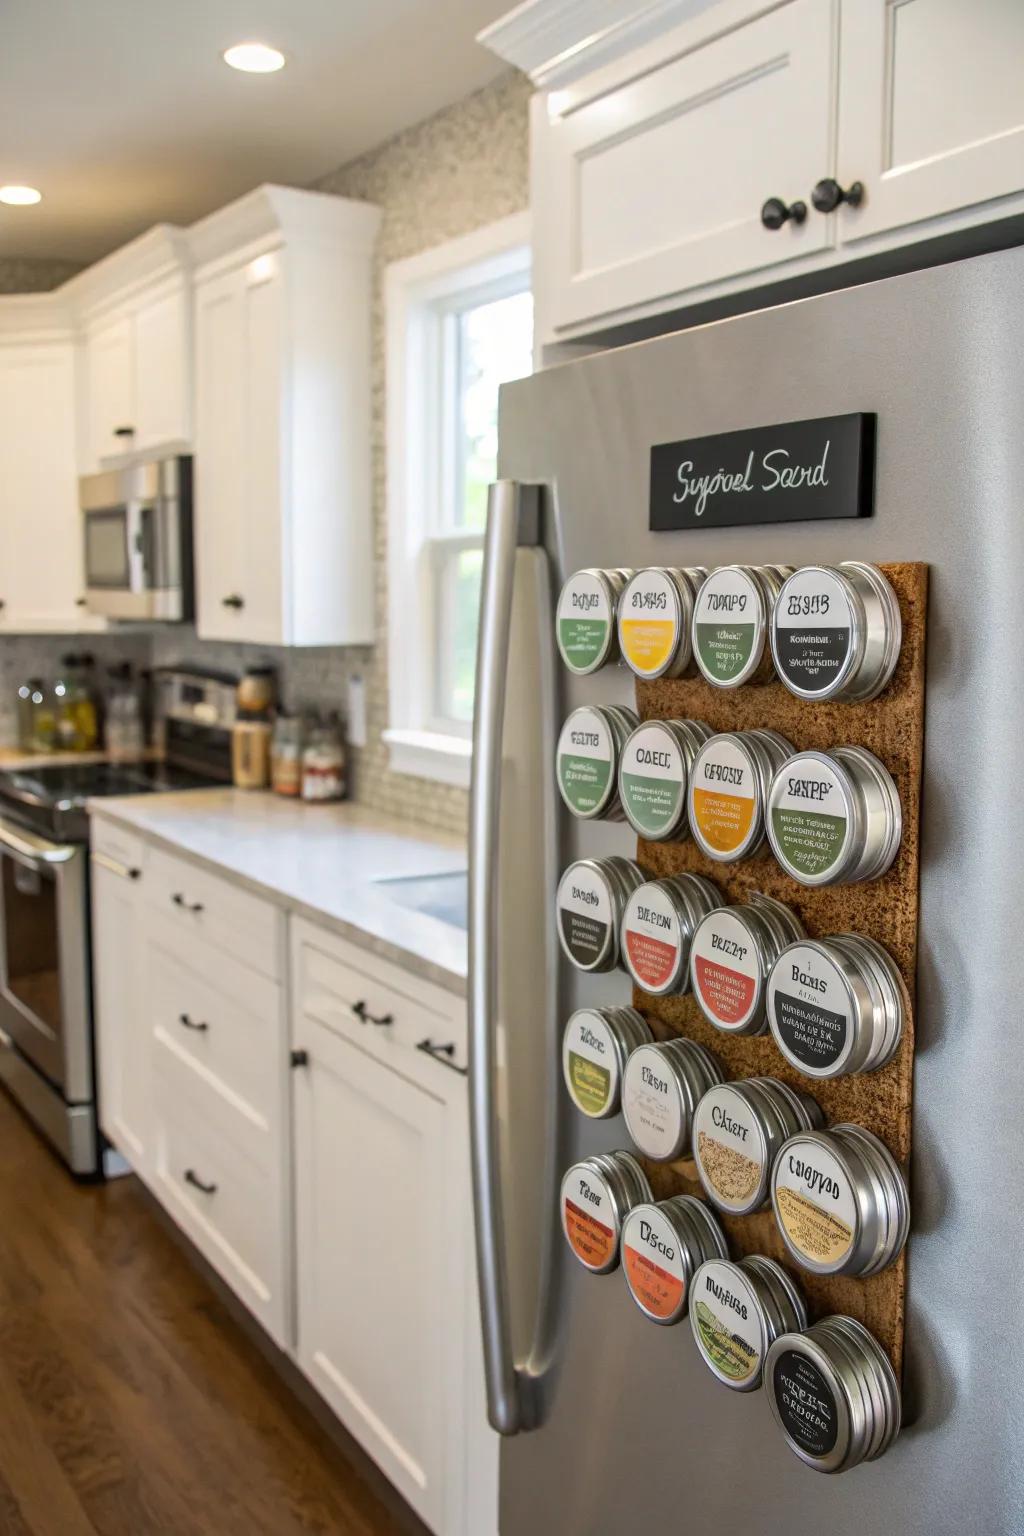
[563,1198,615,1269]
[624,929,678,991]
[694,954,757,1026]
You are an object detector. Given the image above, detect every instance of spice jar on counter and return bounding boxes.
[301,716,347,802]
[271,714,306,798]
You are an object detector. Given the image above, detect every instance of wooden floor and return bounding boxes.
[0,1090,426,1536]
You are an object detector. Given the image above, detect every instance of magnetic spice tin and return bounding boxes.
[692,565,793,688]
[692,1077,824,1215]
[556,704,639,820]
[556,568,634,674]
[767,934,907,1077]
[622,1037,724,1162]
[621,1195,728,1325]
[770,562,902,702]
[771,1124,910,1277]
[561,1007,653,1118]
[560,1151,652,1273]
[690,893,806,1037]
[689,1255,807,1391]
[617,567,709,680]
[618,717,713,841]
[765,1316,901,1473]
[619,873,722,995]
[766,746,902,886]
[556,857,646,972]
[689,729,795,862]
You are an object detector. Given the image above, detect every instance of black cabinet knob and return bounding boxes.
[113,425,135,438]
[222,593,244,610]
[811,177,864,214]
[761,196,807,231]
[290,1049,309,1069]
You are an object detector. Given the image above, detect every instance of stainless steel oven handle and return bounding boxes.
[0,818,76,866]
[469,479,542,1438]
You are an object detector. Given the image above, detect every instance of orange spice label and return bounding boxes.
[691,787,755,854]
[623,1244,685,1321]
[563,1197,616,1270]
[618,617,677,674]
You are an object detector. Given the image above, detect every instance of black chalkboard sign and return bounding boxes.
[649,413,874,531]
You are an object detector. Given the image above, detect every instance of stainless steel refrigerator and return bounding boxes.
[469,244,1024,1535]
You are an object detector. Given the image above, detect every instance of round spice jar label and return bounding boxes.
[768,944,852,1073]
[619,723,686,838]
[618,570,680,676]
[561,1164,618,1271]
[622,1205,689,1322]
[690,1261,763,1384]
[557,572,614,673]
[557,865,614,970]
[772,569,855,696]
[691,910,762,1031]
[771,1349,840,1458]
[773,1140,857,1269]
[557,709,615,817]
[693,1086,766,1211]
[622,1046,686,1160]
[562,1011,618,1117]
[769,759,850,881]
[621,885,683,993]
[690,738,758,857]
[693,569,762,685]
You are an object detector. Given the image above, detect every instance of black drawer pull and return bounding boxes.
[179,1012,209,1033]
[171,892,204,913]
[184,1168,217,1195]
[417,1038,468,1076]
[222,593,245,610]
[352,999,394,1027]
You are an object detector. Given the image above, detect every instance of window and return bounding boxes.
[385,214,532,787]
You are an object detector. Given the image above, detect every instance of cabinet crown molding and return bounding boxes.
[477,0,718,86]
[62,223,191,323]
[187,183,381,270]
[0,290,74,342]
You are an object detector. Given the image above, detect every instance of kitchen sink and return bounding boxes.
[374,870,468,930]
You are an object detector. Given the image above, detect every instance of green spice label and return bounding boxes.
[619,722,686,838]
[557,572,612,673]
[691,1262,762,1384]
[772,569,854,695]
[694,568,762,686]
[561,1011,617,1116]
[769,757,849,880]
[557,708,614,817]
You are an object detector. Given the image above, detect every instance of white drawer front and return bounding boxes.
[90,815,146,878]
[147,915,283,1134]
[291,919,466,1076]
[144,844,282,980]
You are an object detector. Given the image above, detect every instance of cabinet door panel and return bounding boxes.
[238,256,284,642]
[134,284,189,451]
[86,314,134,464]
[194,268,246,639]
[535,0,836,332]
[92,861,148,1174]
[839,0,1024,243]
[294,1018,446,1530]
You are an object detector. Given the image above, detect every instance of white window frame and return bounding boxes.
[384,212,532,788]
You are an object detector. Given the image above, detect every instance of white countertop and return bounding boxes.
[88,789,468,992]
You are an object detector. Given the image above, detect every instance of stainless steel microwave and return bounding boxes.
[79,455,193,621]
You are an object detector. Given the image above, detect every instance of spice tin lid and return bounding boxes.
[556,705,636,820]
[618,718,711,840]
[556,569,628,674]
[622,1039,722,1161]
[621,1201,696,1325]
[617,568,702,679]
[556,857,644,972]
[767,936,906,1078]
[561,1008,648,1118]
[767,747,901,887]
[690,905,772,1035]
[619,876,719,995]
[692,566,780,688]
[689,731,791,861]
[690,1258,774,1390]
[560,1151,649,1274]
[692,1082,770,1213]
[770,562,902,703]
[765,1316,901,1473]
[771,1124,908,1278]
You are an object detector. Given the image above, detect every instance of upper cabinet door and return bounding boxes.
[534,0,837,335]
[85,313,134,463]
[194,266,247,641]
[838,0,1024,246]
[133,282,190,452]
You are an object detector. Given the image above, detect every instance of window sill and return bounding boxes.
[382,728,472,790]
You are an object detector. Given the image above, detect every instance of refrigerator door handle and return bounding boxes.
[470,478,547,1437]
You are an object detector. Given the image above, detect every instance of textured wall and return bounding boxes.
[0,257,82,293]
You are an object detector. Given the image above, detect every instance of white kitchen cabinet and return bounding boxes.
[0,320,99,631]
[837,0,1024,246]
[291,918,496,1536]
[190,185,379,646]
[74,227,191,469]
[90,819,149,1175]
[531,0,836,333]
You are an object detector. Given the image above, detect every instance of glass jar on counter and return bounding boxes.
[272,714,306,798]
[301,716,347,802]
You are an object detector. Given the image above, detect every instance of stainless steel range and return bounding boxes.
[0,672,234,1174]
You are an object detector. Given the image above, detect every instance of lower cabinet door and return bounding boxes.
[92,861,148,1174]
[294,1016,448,1532]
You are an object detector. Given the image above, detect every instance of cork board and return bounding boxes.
[632,562,927,1377]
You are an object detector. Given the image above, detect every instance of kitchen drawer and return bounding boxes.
[147,914,284,1134]
[90,815,146,879]
[291,918,467,1076]
[152,1061,288,1345]
[144,844,282,981]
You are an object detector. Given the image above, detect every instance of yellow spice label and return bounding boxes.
[619,617,677,675]
[775,1186,854,1265]
[691,787,755,854]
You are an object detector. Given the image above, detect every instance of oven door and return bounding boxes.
[0,819,91,1102]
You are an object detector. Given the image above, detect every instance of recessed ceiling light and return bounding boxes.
[223,42,286,73]
[0,185,42,206]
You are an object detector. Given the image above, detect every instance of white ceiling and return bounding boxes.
[0,0,513,264]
